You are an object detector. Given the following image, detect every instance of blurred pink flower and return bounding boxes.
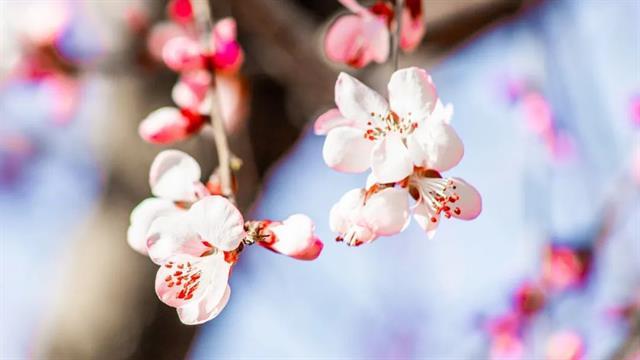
[512,281,546,317]
[330,187,410,246]
[542,245,590,291]
[630,95,640,127]
[258,214,324,260]
[167,0,193,25]
[487,313,525,360]
[148,196,245,325]
[545,330,585,360]
[139,107,205,144]
[324,0,425,68]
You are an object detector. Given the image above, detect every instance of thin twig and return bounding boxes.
[191,0,235,202]
[391,0,404,71]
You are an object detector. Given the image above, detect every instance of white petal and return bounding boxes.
[388,67,437,122]
[407,120,463,172]
[322,126,374,173]
[371,134,413,183]
[150,150,202,202]
[329,188,365,234]
[147,212,211,265]
[189,196,246,251]
[127,198,182,255]
[412,202,439,239]
[335,72,388,127]
[361,187,410,236]
[177,284,230,325]
[449,178,482,220]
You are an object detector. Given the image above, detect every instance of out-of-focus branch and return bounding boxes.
[231,0,336,118]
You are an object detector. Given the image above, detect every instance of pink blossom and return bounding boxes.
[210,18,244,73]
[167,0,193,25]
[148,196,245,324]
[138,107,205,144]
[545,331,585,360]
[318,67,464,183]
[259,214,324,260]
[324,0,425,68]
[127,150,209,254]
[162,36,204,72]
[542,245,590,291]
[512,281,545,317]
[330,187,410,246]
[487,313,525,360]
[630,94,640,127]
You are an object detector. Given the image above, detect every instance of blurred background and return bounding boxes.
[1,0,638,359]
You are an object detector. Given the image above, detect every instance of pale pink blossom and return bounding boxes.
[324,0,425,68]
[487,313,525,360]
[127,150,209,254]
[542,245,590,291]
[317,67,463,183]
[148,196,245,324]
[329,187,409,246]
[139,107,205,144]
[545,331,585,360]
[162,36,203,72]
[259,214,323,260]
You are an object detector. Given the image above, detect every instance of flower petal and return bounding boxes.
[361,187,410,236]
[329,188,365,234]
[146,212,211,265]
[335,72,389,126]
[172,70,211,113]
[162,36,203,72]
[407,119,463,172]
[262,214,323,261]
[324,15,388,69]
[127,198,182,255]
[388,67,437,122]
[139,107,202,145]
[155,252,229,308]
[371,133,413,183]
[322,126,374,173]
[188,196,245,251]
[412,202,439,239]
[314,108,353,135]
[177,285,230,325]
[149,150,202,202]
[211,18,244,72]
[399,6,425,52]
[449,178,482,220]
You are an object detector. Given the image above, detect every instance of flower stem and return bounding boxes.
[391,0,404,71]
[192,0,236,203]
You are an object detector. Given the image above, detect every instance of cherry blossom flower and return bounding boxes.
[512,281,545,317]
[324,0,425,68]
[487,313,525,360]
[127,150,209,254]
[541,244,591,291]
[329,187,410,246]
[317,67,463,184]
[545,331,585,360]
[148,195,244,324]
[254,214,324,260]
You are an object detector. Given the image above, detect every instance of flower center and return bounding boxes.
[416,178,462,221]
[364,110,418,141]
[163,260,202,300]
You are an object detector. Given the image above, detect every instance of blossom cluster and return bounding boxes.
[140,0,247,144]
[316,67,482,245]
[128,150,322,324]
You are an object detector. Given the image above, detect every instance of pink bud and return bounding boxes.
[542,245,590,291]
[139,107,204,144]
[167,0,193,25]
[512,281,545,317]
[162,36,203,72]
[211,18,244,72]
[260,214,323,261]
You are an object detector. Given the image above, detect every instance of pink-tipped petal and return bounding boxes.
[149,149,202,202]
[388,67,437,121]
[361,187,410,236]
[147,22,188,61]
[127,198,182,255]
[263,214,323,260]
[449,178,482,220]
[399,6,425,52]
[177,285,230,325]
[211,18,244,72]
[314,108,353,135]
[146,212,212,265]
[189,196,246,251]
[139,107,203,145]
[322,126,375,173]
[162,36,203,72]
[155,252,229,308]
[371,133,413,183]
